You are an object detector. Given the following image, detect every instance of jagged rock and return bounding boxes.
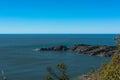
[38,44,118,57]
[40,45,68,51]
[53,46,68,51]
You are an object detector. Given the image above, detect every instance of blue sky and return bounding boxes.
[0,0,120,34]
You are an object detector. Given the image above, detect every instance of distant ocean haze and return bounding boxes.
[0,34,117,80]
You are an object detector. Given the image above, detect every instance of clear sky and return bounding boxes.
[0,0,120,34]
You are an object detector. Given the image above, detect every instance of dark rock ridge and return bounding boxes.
[38,44,119,57]
[40,45,68,51]
[71,44,118,57]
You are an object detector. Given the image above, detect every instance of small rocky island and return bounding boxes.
[36,44,119,57]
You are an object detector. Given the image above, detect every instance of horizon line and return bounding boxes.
[0,33,119,35]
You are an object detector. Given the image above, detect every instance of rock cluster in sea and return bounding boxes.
[36,44,119,57]
[40,45,68,51]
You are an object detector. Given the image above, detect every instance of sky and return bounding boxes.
[0,0,120,34]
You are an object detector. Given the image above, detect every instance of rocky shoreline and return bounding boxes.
[36,44,119,57]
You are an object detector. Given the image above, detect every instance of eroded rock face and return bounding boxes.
[38,44,118,57]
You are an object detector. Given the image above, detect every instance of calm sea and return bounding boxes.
[0,34,117,80]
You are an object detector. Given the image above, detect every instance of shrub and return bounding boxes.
[45,63,69,80]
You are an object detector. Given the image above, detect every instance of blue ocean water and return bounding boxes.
[0,34,117,80]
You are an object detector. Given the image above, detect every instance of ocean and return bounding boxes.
[0,34,117,80]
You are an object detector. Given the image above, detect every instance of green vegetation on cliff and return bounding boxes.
[99,53,120,80]
[76,53,120,80]
[97,35,120,80]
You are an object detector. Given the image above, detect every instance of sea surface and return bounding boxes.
[0,34,117,80]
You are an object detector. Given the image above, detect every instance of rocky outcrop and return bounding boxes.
[40,45,68,51]
[38,44,118,57]
[71,44,118,57]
